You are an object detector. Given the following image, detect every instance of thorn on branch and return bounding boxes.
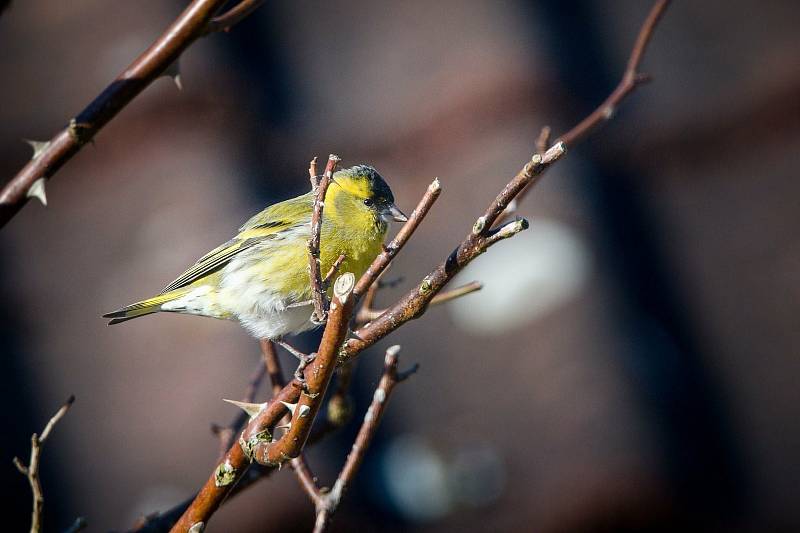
[163,59,183,90]
[222,399,266,420]
[24,139,51,160]
[26,178,47,206]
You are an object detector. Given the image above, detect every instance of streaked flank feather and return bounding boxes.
[103,165,407,339]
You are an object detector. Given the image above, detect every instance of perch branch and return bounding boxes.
[308,155,341,323]
[313,346,416,533]
[251,273,355,466]
[168,2,671,529]
[13,395,75,533]
[260,339,322,503]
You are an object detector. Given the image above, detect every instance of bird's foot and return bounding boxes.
[294,352,317,385]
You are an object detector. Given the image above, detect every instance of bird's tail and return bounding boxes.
[103,289,190,325]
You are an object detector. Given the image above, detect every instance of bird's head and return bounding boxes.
[331,165,407,224]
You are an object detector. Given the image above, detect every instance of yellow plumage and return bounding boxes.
[104,165,406,339]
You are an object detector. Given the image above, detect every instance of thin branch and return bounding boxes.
[308,156,319,190]
[503,0,669,221]
[313,346,416,533]
[536,125,552,154]
[308,155,342,324]
[323,254,347,285]
[357,280,483,323]
[429,280,483,306]
[13,395,75,533]
[205,0,265,33]
[260,339,283,395]
[341,144,566,364]
[557,0,671,148]
[0,0,268,229]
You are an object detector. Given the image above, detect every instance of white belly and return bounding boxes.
[218,253,317,339]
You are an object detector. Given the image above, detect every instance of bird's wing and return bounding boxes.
[160,194,313,293]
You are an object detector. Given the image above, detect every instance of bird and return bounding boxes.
[103,165,407,340]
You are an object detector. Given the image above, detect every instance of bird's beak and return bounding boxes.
[386,204,408,222]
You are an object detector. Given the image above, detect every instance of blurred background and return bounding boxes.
[1,1,799,531]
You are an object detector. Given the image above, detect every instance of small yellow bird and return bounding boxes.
[103,165,407,339]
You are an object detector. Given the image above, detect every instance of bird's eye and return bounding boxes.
[363,198,374,207]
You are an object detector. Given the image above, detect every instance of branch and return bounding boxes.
[252,273,355,466]
[341,144,566,363]
[308,155,342,323]
[557,0,671,147]
[260,340,322,503]
[357,280,483,324]
[205,0,266,33]
[170,273,357,532]
[313,346,416,533]
[0,0,269,229]
[13,395,75,533]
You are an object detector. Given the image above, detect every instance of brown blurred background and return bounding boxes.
[1,1,799,531]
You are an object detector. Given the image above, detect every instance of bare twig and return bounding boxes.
[13,395,75,533]
[557,0,671,147]
[0,0,271,229]
[357,280,483,323]
[340,144,566,365]
[506,1,668,221]
[205,0,266,33]
[308,156,320,190]
[308,155,342,323]
[313,346,416,533]
[260,339,283,395]
[323,254,347,285]
[536,125,552,154]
